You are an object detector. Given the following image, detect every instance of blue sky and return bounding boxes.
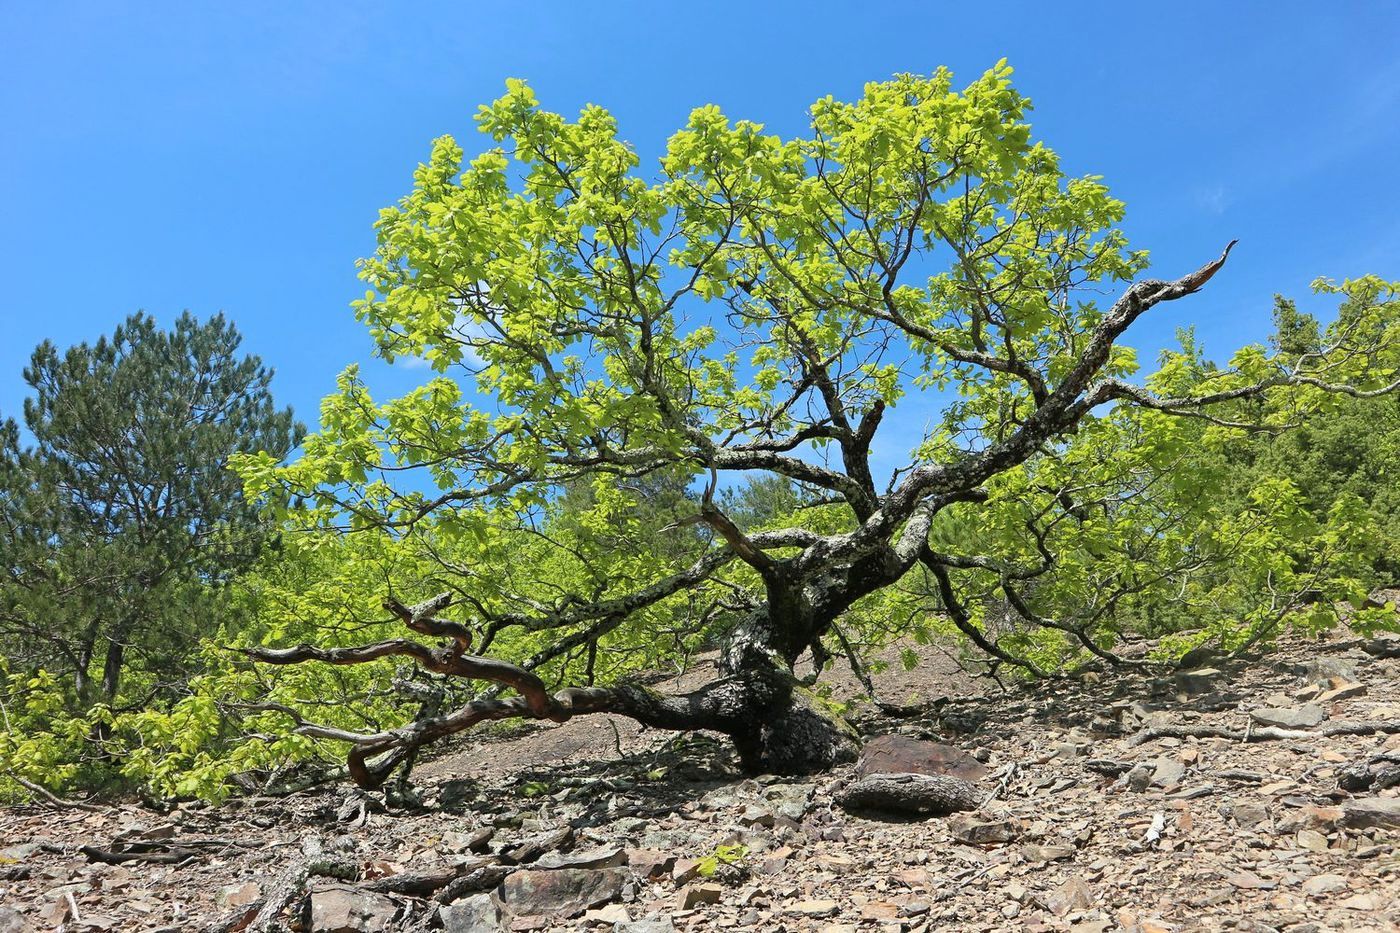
[3,2,1398,445]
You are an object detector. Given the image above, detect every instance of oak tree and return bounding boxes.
[237,65,1400,787]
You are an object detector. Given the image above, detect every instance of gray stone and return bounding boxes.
[438,780,478,812]
[307,886,398,933]
[0,907,24,933]
[533,845,627,870]
[1173,668,1223,695]
[738,804,776,827]
[1340,797,1400,830]
[1126,765,1154,793]
[0,843,42,862]
[761,782,815,820]
[946,813,1019,845]
[498,868,625,918]
[614,917,676,933]
[1232,803,1271,829]
[1301,873,1349,896]
[1150,756,1186,787]
[1250,704,1325,728]
[1298,657,1358,686]
[440,893,508,933]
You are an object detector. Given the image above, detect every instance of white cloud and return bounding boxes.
[1193,184,1230,216]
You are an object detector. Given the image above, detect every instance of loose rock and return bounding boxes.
[1340,797,1400,830]
[946,813,1019,845]
[440,893,507,933]
[306,886,398,933]
[1250,704,1325,728]
[676,883,723,909]
[497,868,625,918]
[854,736,989,781]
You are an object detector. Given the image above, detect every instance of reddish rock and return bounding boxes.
[855,736,988,781]
[625,848,676,880]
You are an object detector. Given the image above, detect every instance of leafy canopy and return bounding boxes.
[237,65,1400,679]
[242,63,1142,525]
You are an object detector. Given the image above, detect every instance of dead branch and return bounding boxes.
[358,858,503,897]
[1128,719,1400,747]
[4,772,105,812]
[81,845,193,865]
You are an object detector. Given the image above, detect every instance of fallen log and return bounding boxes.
[4,772,105,812]
[201,854,510,932]
[835,771,982,816]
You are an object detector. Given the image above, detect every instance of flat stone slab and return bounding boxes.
[1250,704,1325,728]
[532,845,627,870]
[1173,668,1224,695]
[1341,797,1400,830]
[497,868,625,919]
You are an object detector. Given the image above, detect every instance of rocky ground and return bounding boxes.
[2,632,1400,933]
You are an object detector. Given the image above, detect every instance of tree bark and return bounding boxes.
[249,596,862,788]
[570,661,860,778]
[712,663,860,775]
[835,772,982,816]
[730,682,861,774]
[101,638,124,702]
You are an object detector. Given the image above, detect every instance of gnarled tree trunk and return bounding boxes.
[248,597,860,789]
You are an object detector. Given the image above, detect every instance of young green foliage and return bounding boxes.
[232,65,1400,784]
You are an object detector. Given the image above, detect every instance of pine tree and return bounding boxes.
[0,312,301,706]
